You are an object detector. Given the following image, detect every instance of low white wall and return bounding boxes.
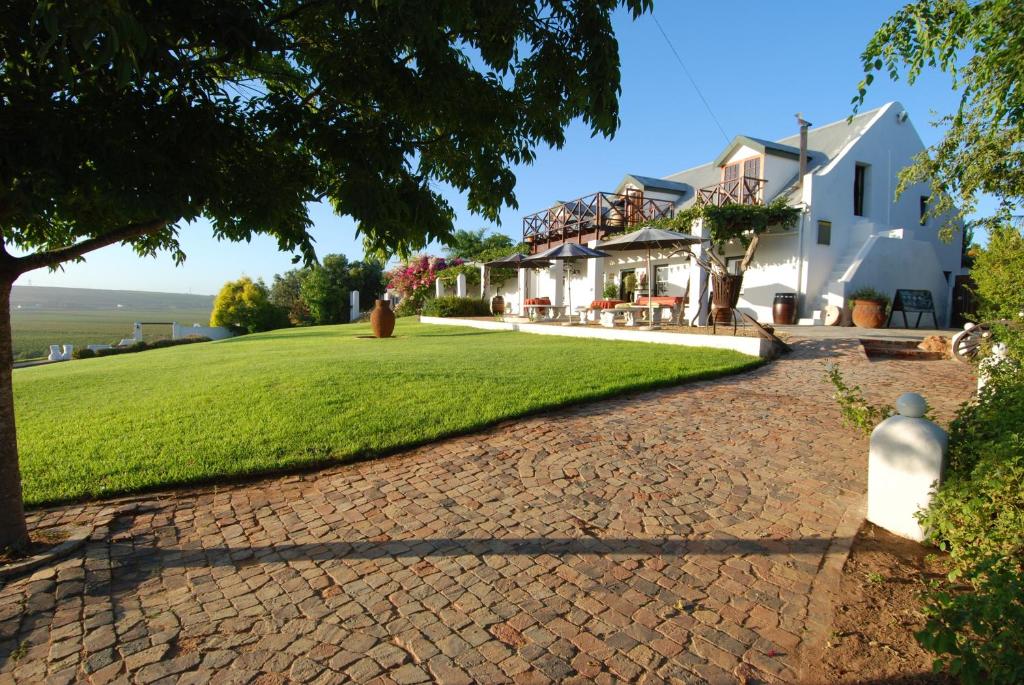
[419,316,769,357]
[172,323,234,341]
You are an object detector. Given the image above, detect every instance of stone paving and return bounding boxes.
[0,338,975,684]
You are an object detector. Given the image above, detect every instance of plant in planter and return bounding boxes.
[650,198,801,323]
[623,273,637,300]
[848,286,891,328]
[602,280,619,300]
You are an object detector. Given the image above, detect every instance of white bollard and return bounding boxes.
[61,344,73,360]
[867,393,948,542]
[455,273,467,298]
[48,344,63,361]
[435,278,444,298]
[349,290,360,321]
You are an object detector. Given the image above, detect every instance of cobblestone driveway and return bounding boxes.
[1,339,974,684]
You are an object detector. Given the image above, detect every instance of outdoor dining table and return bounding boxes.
[523,303,571,321]
[599,305,654,328]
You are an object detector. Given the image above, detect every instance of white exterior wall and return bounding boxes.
[524,101,966,327]
[799,102,965,324]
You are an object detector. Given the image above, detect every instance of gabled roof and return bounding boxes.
[615,174,689,195]
[711,135,802,167]
[630,103,892,210]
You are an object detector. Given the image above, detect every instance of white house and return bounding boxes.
[498,102,969,327]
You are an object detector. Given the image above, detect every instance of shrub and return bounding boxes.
[80,336,212,359]
[971,225,1024,320]
[394,298,420,318]
[72,348,96,360]
[421,296,491,318]
[602,282,618,299]
[914,349,1024,681]
[848,286,891,308]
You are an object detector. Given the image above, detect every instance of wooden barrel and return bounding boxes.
[773,292,797,325]
[490,295,505,315]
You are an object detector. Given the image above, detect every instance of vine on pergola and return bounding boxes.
[649,198,802,275]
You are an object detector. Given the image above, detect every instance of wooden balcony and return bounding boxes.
[522,191,675,254]
[697,176,766,207]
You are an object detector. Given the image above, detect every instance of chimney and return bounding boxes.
[796,113,811,193]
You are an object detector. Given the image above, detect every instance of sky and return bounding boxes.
[16,1,976,296]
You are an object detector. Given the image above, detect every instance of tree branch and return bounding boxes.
[739,233,760,272]
[13,219,168,275]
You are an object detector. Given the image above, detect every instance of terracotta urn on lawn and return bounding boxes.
[851,299,887,328]
[370,299,396,338]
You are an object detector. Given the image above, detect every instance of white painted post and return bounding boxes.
[61,344,73,360]
[349,290,360,321]
[48,345,62,361]
[867,393,948,542]
[479,264,488,298]
[551,261,564,309]
[517,269,527,316]
[455,272,467,298]
[685,232,709,325]
[435,278,444,298]
[133,321,143,341]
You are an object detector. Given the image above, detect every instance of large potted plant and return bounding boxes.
[849,287,890,328]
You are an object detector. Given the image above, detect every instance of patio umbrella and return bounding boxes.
[531,243,611,324]
[599,227,702,329]
[482,253,551,313]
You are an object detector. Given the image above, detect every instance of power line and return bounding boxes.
[651,13,731,144]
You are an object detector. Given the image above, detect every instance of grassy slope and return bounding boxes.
[14,320,761,506]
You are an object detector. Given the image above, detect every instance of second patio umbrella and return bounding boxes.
[482,253,551,314]
[531,243,611,323]
[599,227,702,329]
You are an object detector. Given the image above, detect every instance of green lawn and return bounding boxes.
[14,319,761,506]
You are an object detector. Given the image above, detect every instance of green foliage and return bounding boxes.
[421,296,492,318]
[1,0,653,266]
[211,277,288,334]
[13,319,759,505]
[393,298,420,318]
[72,348,95,360]
[269,269,310,325]
[855,0,1024,236]
[915,557,1024,685]
[443,229,514,261]
[848,287,891,309]
[825,363,895,436]
[970,225,1024,320]
[913,333,1024,681]
[86,336,211,359]
[437,263,482,288]
[659,198,800,253]
[602,282,619,299]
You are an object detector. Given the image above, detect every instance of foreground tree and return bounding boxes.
[0,0,651,550]
[854,0,1024,235]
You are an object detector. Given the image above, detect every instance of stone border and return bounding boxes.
[0,502,155,583]
[420,316,772,357]
[0,525,92,582]
[796,498,868,683]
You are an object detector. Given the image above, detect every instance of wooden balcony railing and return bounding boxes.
[697,176,766,207]
[522,191,675,253]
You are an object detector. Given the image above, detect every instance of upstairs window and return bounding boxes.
[854,163,868,216]
[919,195,929,225]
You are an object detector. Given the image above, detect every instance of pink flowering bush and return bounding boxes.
[386,254,462,313]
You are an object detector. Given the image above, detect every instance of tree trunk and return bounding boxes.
[0,277,29,551]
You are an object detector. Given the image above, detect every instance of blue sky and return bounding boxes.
[18,1,972,295]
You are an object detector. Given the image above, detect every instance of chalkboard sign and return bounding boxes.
[887,289,938,329]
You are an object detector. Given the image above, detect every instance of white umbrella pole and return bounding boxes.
[647,247,654,328]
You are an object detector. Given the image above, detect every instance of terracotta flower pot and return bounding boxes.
[851,299,887,328]
[370,299,396,338]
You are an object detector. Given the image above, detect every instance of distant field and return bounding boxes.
[10,286,214,360]
[12,309,214,360]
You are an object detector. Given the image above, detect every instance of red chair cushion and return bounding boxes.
[589,299,625,309]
